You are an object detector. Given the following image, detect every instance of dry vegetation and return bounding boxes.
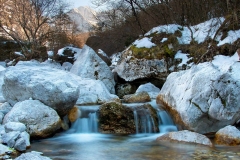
[87,0,240,62]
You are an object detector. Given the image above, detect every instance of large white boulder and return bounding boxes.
[136,82,160,99]
[77,79,119,105]
[2,61,80,116]
[3,100,61,138]
[157,62,240,134]
[70,45,116,94]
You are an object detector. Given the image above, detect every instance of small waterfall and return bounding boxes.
[127,100,177,134]
[157,109,177,133]
[133,110,139,134]
[70,106,99,133]
[131,105,157,134]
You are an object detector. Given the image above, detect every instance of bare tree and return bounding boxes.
[0,0,69,60]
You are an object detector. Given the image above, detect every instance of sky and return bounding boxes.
[68,0,93,9]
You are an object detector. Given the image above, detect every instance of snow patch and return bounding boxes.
[133,37,156,48]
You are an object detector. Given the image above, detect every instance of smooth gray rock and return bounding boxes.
[157,130,212,146]
[15,151,51,160]
[2,62,80,116]
[0,102,12,115]
[70,45,116,94]
[136,83,160,99]
[4,122,26,133]
[0,144,12,156]
[76,79,119,105]
[19,131,30,147]
[14,138,27,151]
[2,131,20,148]
[3,100,61,138]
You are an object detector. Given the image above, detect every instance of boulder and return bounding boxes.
[215,125,240,146]
[123,91,151,103]
[15,151,51,160]
[114,50,168,82]
[156,130,212,147]
[76,79,119,105]
[0,102,12,115]
[0,66,6,103]
[98,101,135,134]
[2,61,80,116]
[3,100,61,138]
[116,83,136,99]
[68,106,81,123]
[0,144,13,156]
[0,112,4,124]
[4,122,26,133]
[157,62,240,134]
[136,82,160,99]
[2,131,20,148]
[70,45,115,94]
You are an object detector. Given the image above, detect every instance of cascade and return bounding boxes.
[70,106,99,133]
[69,101,177,134]
[157,109,178,133]
[131,106,157,133]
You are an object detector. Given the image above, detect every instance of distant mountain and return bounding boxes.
[67,6,98,33]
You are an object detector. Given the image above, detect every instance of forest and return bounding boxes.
[0,0,239,62]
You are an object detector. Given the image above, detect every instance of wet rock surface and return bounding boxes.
[98,101,135,134]
[122,91,151,103]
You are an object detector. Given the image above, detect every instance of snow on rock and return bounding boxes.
[156,130,212,147]
[57,46,82,63]
[2,62,80,117]
[145,18,226,45]
[215,125,240,146]
[136,83,160,99]
[110,52,122,68]
[133,37,156,48]
[157,59,240,134]
[217,30,240,46]
[174,51,193,69]
[98,49,109,59]
[76,79,119,105]
[70,45,116,94]
[61,62,73,71]
[3,100,61,138]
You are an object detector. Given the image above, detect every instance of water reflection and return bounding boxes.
[30,133,240,160]
[29,101,240,159]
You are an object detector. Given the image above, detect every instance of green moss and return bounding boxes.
[130,45,175,60]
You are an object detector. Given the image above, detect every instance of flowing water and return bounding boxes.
[30,100,240,160]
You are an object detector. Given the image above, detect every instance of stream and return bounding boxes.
[29,101,240,160]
